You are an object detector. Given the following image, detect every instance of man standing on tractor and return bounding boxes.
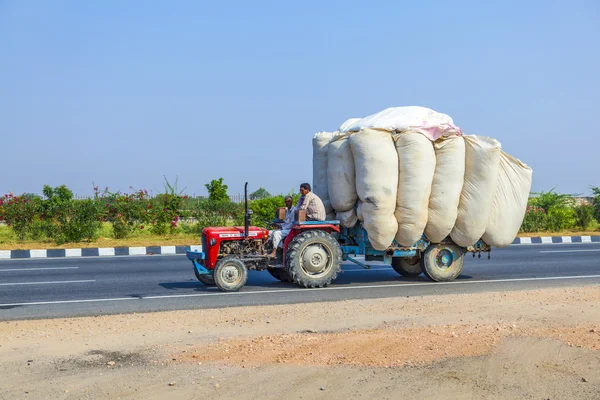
[296,183,326,221]
[268,196,295,258]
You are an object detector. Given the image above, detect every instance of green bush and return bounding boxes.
[40,185,103,243]
[546,207,575,232]
[573,204,595,230]
[520,205,547,233]
[591,186,600,222]
[189,199,243,234]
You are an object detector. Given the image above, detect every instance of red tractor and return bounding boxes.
[187,183,487,292]
[186,183,343,292]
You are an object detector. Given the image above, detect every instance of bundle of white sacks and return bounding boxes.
[312,106,532,250]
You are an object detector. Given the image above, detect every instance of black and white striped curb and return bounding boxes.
[512,236,600,245]
[1,236,599,260]
[0,245,201,260]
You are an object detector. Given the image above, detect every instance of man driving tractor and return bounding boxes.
[268,195,295,258]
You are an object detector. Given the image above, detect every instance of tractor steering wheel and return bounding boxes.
[262,220,280,230]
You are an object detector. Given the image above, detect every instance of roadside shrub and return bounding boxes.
[546,207,575,232]
[249,195,288,227]
[147,177,188,235]
[573,204,595,230]
[0,193,41,240]
[520,205,547,233]
[591,186,600,222]
[41,185,103,243]
[529,189,572,212]
[190,199,243,234]
[100,188,150,239]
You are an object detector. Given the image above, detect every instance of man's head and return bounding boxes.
[299,183,311,196]
[284,196,293,208]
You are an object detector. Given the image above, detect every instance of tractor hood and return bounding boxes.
[202,226,269,239]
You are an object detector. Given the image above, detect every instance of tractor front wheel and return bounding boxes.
[194,269,215,286]
[213,256,248,292]
[285,230,342,288]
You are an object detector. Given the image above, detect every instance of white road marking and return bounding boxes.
[540,249,600,254]
[0,267,79,272]
[0,280,95,286]
[1,275,599,307]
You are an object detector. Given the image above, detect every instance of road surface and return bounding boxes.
[0,243,599,320]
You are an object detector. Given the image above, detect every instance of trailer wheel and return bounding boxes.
[285,230,342,288]
[213,256,248,292]
[267,268,292,282]
[391,257,422,277]
[194,269,215,286]
[422,244,465,282]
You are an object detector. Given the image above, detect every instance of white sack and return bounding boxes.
[451,135,502,247]
[313,132,337,214]
[482,152,533,247]
[393,132,436,246]
[356,201,364,221]
[349,128,398,250]
[339,118,361,131]
[336,209,358,228]
[425,135,466,243]
[327,134,357,212]
[341,106,462,141]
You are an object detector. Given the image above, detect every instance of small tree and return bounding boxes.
[205,178,229,202]
[250,187,271,200]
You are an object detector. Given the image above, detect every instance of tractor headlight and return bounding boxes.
[210,238,216,246]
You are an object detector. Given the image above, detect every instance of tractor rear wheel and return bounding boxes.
[391,256,422,277]
[422,244,465,282]
[267,268,292,282]
[285,230,342,288]
[213,256,248,292]
[194,269,215,285]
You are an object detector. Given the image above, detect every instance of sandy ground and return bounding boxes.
[0,285,598,399]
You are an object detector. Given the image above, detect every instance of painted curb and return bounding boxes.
[512,236,600,245]
[0,245,202,260]
[0,236,599,260]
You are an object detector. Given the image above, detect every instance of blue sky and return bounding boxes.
[1,0,598,197]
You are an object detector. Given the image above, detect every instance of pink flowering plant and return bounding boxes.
[0,193,41,240]
[97,187,151,239]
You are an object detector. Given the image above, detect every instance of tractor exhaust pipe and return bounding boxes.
[244,182,249,239]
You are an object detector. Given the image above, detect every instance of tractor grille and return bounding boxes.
[202,234,207,251]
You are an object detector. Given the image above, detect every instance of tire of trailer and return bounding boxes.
[267,267,292,282]
[421,243,465,282]
[285,230,342,288]
[391,256,422,277]
[194,269,216,285]
[213,256,248,292]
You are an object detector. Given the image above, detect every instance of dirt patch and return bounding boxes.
[181,324,600,368]
[0,285,598,399]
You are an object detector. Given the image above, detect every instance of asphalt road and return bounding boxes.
[1,243,599,321]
